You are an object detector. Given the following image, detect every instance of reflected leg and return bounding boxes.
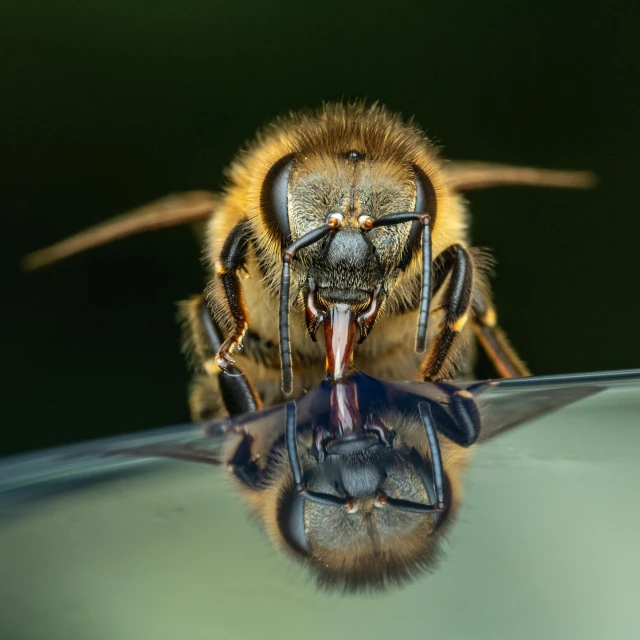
[435,381,483,447]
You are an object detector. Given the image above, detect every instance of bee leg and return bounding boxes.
[419,244,474,381]
[471,289,531,378]
[214,219,252,371]
[223,430,262,488]
[180,295,262,421]
[434,382,483,447]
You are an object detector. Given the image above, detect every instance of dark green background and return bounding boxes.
[2,0,638,456]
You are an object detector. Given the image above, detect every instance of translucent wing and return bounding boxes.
[472,369,640,441]
[134,368,640,455]
[390,369,640,445]
[0,424,204,495]
[22,191,217,271]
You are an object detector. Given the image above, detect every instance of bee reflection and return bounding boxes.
[112,351,618,592]
[109,300,614,593]
[274,396,463,592]
[131,366,482,593]
[175,302,477,592]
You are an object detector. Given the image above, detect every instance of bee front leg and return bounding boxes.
[214,219,252,371]
[180,295,262,421]
[419,244,474,381]
[223,429,263,488]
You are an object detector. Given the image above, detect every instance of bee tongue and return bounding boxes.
[320,303,365,437]
[329,380,363,437]
[323,303,358,382]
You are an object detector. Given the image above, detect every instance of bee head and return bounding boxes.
[263,146,437,305]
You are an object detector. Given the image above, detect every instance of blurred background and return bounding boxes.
[2,0,638,456]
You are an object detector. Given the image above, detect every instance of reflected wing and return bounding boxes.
[473,369,640,442]
[0,423,204,494]
[110,368,640,459]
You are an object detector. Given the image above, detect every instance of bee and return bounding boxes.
[74,301,638,592]
[24,103,595,424]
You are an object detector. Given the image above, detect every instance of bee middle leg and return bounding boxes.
[433,382,482,447]
[471,288,531,378]
[419,244,530,381]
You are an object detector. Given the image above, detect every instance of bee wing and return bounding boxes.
[444,161,596,191]
[0,423,209,495]
[22,191,218,271]
[470,369,640,443]
[121,369,639,454]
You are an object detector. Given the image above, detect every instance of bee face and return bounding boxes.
[274,416,453,592]
[247,103,443,307]
[287,156,420,305]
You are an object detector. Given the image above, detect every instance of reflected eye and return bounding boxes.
[260,153,297,246]
[277,490,309,556]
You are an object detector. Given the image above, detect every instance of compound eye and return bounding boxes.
[260,153,297,245]
[397,164,438,271]
[412,164,437,217]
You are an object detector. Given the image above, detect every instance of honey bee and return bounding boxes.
[25,103,595,425]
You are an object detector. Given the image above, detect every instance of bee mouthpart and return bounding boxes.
[314,420,395,459]
[316,287,372,306]
[325,432,380,456]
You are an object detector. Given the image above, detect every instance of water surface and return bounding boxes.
[1,384,638,640]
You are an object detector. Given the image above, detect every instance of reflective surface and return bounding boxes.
[1,381,639,640]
